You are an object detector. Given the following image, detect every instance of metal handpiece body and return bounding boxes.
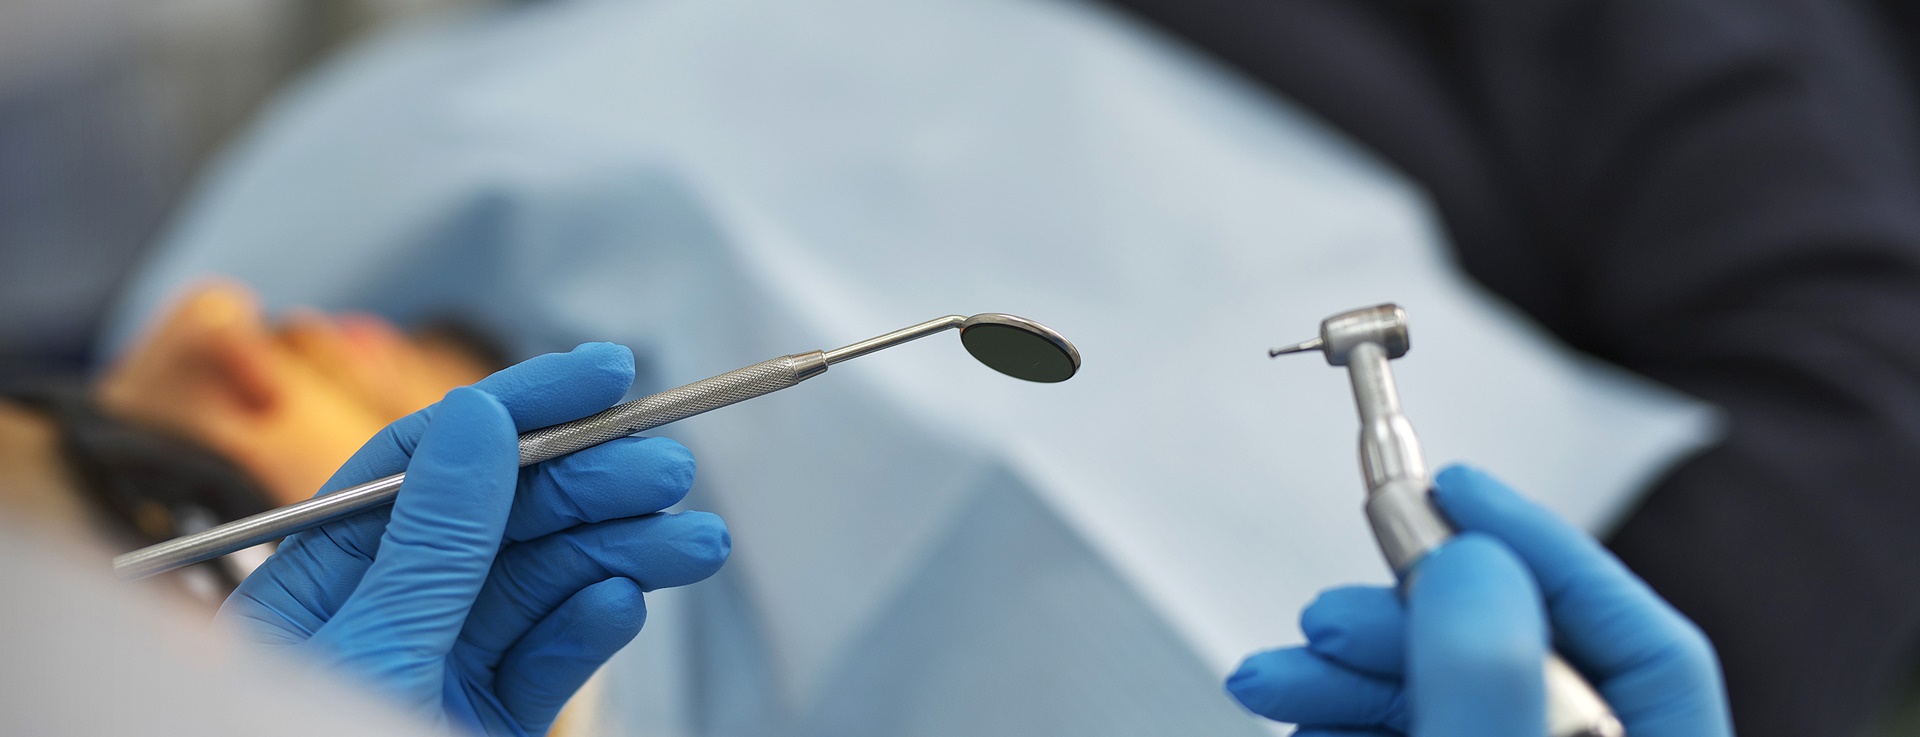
[1272,305,1624,737]
[115,313,1081,581]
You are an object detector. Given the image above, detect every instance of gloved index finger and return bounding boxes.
[320,342,637,492]
[1429,465,1713,680]
[473,342,639,431]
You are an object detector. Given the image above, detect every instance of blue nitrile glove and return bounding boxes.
[217,343,731,736]
[1225,465,1732,737]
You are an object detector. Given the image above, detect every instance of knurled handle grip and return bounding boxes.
[517,351,828,465]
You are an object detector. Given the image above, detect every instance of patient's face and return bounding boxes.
[97,282,496,504]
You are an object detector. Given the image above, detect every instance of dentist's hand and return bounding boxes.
[218,343,730,736]
[1226,465,1732,737]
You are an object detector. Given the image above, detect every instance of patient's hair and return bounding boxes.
[0,317,508,592]
[4,379,270,590]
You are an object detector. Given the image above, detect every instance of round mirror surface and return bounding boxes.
[959,315,1080,383]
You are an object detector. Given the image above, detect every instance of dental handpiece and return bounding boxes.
[1270,305,1624,737]
[114,313,1081,581]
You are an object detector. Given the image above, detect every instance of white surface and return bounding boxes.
[0,527,440,737]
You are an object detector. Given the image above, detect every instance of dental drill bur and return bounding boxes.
[1270,304,1625,737]
[114,313,1081,581]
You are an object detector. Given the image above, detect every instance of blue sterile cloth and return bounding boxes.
[103,0,1719,734]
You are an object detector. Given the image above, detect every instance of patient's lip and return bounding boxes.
[336,314,395,349]
[335,313,403,358]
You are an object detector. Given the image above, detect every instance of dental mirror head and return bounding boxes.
[821,312,1082,382]
[959,313,1081,382]
[119,309,1083,581]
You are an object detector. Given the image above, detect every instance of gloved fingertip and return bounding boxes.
[569,341,637,379]
[568,577,649,643]
[1300,586,1373,640]
[472,343,637,430]
[556,342,638,404]
[1224,650,1292,716]
[1430,464,1525,516]
[1225,660,1268,709]
[443,383,499,405]
[600,574,646,601]
[1300,616,1349,655]
[638,435,697,491]
[431,386,514,438]
[1300,586,1408,677]
[693,511,734,562]
[1430,464,1484,493]
[647,511,732,588]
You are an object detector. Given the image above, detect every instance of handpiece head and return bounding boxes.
[1268,304,1410,366]
[960,313,1081,382]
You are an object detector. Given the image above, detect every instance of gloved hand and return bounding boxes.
[1226,465,1732,737]
[217,343,730,736]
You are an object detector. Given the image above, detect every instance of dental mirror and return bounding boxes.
[959,313,1081,383]
[120,310,1081,580]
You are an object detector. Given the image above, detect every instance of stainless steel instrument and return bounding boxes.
[1270,304,1625,737]
[115,313,1080,581]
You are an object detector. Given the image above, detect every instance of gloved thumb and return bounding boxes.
[312,387,519,688]
[1407,533,1547,737]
